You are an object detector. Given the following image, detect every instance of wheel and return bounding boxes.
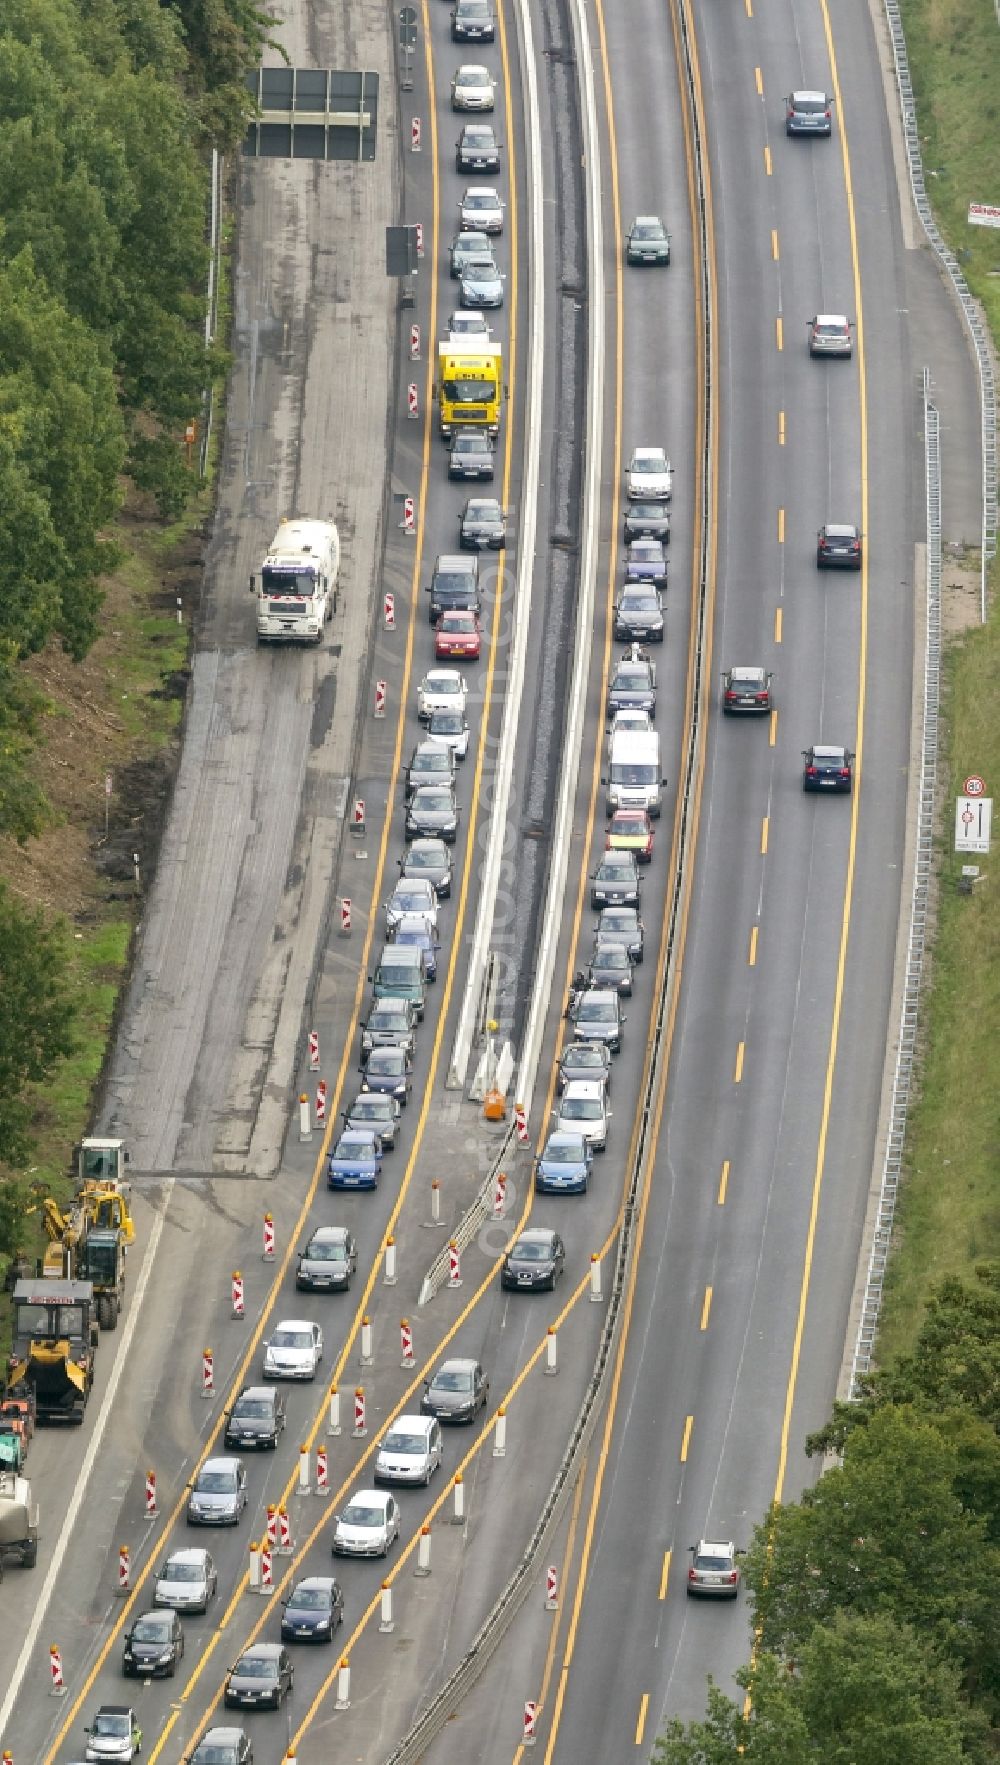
[97,1294,115,1330]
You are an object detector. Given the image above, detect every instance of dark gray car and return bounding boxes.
[187,1458,247,1526]
[345,1091,400,1149]
[570,987,624,1053]
[421,1358,489,1423]
[586,940,633,996]
[557,1040,612,1092]
[596,905,645,962]
[427,556,480,624]
[451,0,495,40]
[122,1610,184,1678]
[406,785,459,844]
[188,1727,253,1764]
[401,837,454,896]
[360,1000,417,1058]
[224,1644,293,1710]
[456,123,500,171]
[501,1228,566,1291]
[785,90,832,135]
[460,497,506,549]
[449,427,495,479]
[590,850,640,908]
[614,587,663,643]
[623,500,671,543]
[296,1226,358,1293]
[224,1387,285,1451]
[405,740,456,799]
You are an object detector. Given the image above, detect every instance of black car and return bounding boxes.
[224,1387,285,1451]
[449,427,495,479]
[280,1576,344,1644]
[802,744,854,792]
[816,523,862,569]
[614,587,663,643]
[596,905,645,963]
[451,0,495,39]
[590,850,640,908]
[586,940,633,996]
[405,740,456,800]
[722,666,772,714]
[188,1728,253,1765]
[460,497,506,549]
[401,836,454,897]
[224,1644,293,1710]
[296,1226,358,1293]
[427,556,480,623]
[421,1358,489,1423]
[456,123,500,172]
[359,1044,413,1103]
[557,1040,612,1092]
[122,1609,184,1678]
[785,89,832,135]
[360,1000,417,1058]
[405,785,459,844]
[501,1228,566,1291]
[345,1091,400,1149]
[607,656,656,718]
[623,500,671,544]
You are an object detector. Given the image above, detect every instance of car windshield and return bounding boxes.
[305,1241,347,1262]
[562,1098,602,1120]
[236,1657,276,1678]
[233,1397,270,1418]
[94,1714,131,1736]
[794,96,826,112]
[577,999,613,1023]
[160,1559,203,1582]
[512,1240,552,1260]
[369,1050,405,1073]
[615,666,650,685]
[634,452,666,470]
[602,911,635,930]
[425,675,459,695]
[414,791,452,810]
[351,1097,386,1116]
[197,1469,236,1493]
[430,712,463,732]
[454,436,487,453]
[630,502,663,517]
[545,1141,583,1162]
[465,193,495,209]
[272,1329,312,1349]
[622,593,659,610]
[594,949,626,968]
[464,126,492,142]
[132,1618,171,1642]
[371,1006,405,1025]
[287,1587,330,1610]
[634,221,665,239]
[433,1367,474,1391]
[408,848,443,868]
[565,1045,604,1065]
[384,1431,427,1453]
[342,1502,384,1527]
[194,1749,238,1763]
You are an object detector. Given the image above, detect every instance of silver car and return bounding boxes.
[687,1538,740,1598]
[460,255,505,309]
[153,1547,217,1613]
[459,185,504,234]
[186,1458,247,1527]
[374,1415,444,1486]
[332,1490,401,1557]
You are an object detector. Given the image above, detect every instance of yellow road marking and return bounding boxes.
[700,1286,713,1330]
[775,313,782,350]
[717,1160,730,1205]
[778,409,786,445]
[658,1549,671,1600]
[760,815,769,854]
[748,923,758,965]
[734,1041,745,1083]
[771,228,779,260]
[769,707,777,746]
[775,604,783,643]
[764,144,772,176]
[680,1415,694,1462]
[635,1693,650,1745]
[777,507,784,543]
[754,66,763,97]
[510,1471,587,1765]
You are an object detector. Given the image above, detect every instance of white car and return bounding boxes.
[451,63,496,110]
[459,185,504,234]
[332,1489,401,1557]
[263,1320,323,1380]
[553,1079,610,1151]
[609,707,653,735]
[375,1415,444,1486]
[84,1707,143,1761]
[385,876,438,932]
[627,446,673,501]
[418,668,469,720]
[445,309,492,343]
[153,1547,217,1613]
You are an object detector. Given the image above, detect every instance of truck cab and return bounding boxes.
[9,1279,97,1423]
[251,517,340,645]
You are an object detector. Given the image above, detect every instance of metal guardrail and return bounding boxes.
[848,369,941,1396]
[198,148,223,478]
[417,1122,515,1306]
[882,0,997,619]
[382,0,718,1749]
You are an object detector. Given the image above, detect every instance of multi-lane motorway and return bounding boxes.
[0,0,983,1756]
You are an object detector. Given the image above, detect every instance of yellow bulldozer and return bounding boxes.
[35,1139,135,1332]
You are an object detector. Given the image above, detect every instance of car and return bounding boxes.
[84,1706,143,1761]
[224,1643,293,1709]
[186,1458,247,1527]
[687,1538,740,1598]
[623,499,671,543]
[326,1129,382,1191]
[570,987,624,1052]
[392,915,441,981]
[406,740,456,798]
[428,553,480,623]
[460,496,506,549]
[558,1039,612,1092]
[401,835,454,896]
[386,874,439,928]
[188,1726,253,1764]
[296,1225,358,1292]
[816,522,862,569]
[375,1414,444,1486]
[627,446,672,501]
[427,706,471,758]
[280,1576,344,1643]
[614,586,663,643]
[436,609,482,659]
[722,666,772,714]
[607,654,656,718]
[332,1489,401,1557]
[449,227,491,278]
[785,89,832,135]
[606,807,654,862]
[609,706,653,736]
[224,1386,285,1451]
[451,0,495,40]
[501,1227,566,1290]
[461,255,505,308]
[451,62,496,108]
[122,1609,184,1678]
[459,185,504,234]
[262,1320,323,1380]
[535,1130,592,1194]
[445,307,493,341]
[154,1547,217,1614]
[418,668,469,721]
[554,1079,610,1151]
[586,939,633,996]
[456,123,500,171]
[596,904,645,962]
[359,1044,413,1103]
[449,428,495,480]
[802,744,854,791]
[590,850,640,908]
[625,538,668,587]
[405,784,459,843]
[346,1090,401,1149]
[808,313,852,357]
[421,1357,490,1422]
[626,215,670,265]
[360,999,417,1058]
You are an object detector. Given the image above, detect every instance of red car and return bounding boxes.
[605,808,654,863]
[435,610,482,659]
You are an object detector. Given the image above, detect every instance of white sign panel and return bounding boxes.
[968,202,1000,230]
[955,795,992,853]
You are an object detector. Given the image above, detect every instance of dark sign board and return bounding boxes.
[244,68,379,161]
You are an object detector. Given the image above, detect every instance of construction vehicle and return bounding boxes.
[36,1138,134,1330]
[0,1470,38,1575]
[8,1278,98,1423]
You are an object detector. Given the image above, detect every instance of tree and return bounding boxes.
[0,883,76,1173]
[651,1658,810,1765]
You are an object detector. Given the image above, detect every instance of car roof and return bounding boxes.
[815,313,848,326]
[456,61,490,73]
[274,1318,315,1331]
[162,1547,211,1566]
[238,1642,283,1660]
[696,1537,734,1555]
[96,1704,135,1715]
[561,1079,608,1101]
[513,1227,560,1245]
[437,1356,479,1373]
[345,1486,391,1504]
[633,214,663,226]
[236,1385,274,1401]
[791,88,826,102]
[823,522,859,535]
[202,1456,241,1473]
[812,744,847,760]
[544,1130,589,1151]
[729,665,765,681]
[384,1412,436,1433]
[307,1225,352,1242]
[289,1575,339,1592]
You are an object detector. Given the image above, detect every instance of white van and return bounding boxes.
[606,728,664,817]
[251,517,340,644]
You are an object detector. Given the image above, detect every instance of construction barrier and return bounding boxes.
[308,1029,320,1071]
[278,1505,293,1553]
[375,678,388,717]
[415,1523,431,1577]
[452,1474,465,1525]
[298,1093,311,1143]
[448,1239,462,1288]
[231,1270,245,1319]
[201,1348,214,1398]
[49,1645,65,1697]
[379,1581,394,1633]
[546,1564,558,1610]
[401,496,416,535]
[493,1406,507,1458]
[361,1316,373,1366]
[410,116,421,151]
[297,1447,310,1497]
[340,897,352,934]
[545,1326,558,1377]
[514,1102,529,1145]
[327,1384,341,1436]
[316,1445,329,1496]
[493,1171,507,1218]
[260,1543,273,1590]
[117,1545,130,1592]
[384,1234,397,1285]
[352,797,366,834]
[263,1213,276,1261]
[315,1080,328,1125]
[590,1252,602,1301]
[400,1317,414,1369]
[384,590,396,628]
[336,1657,351,1711]
[145,1469,158,1519]
[266,1504,278,1549]
[523,1701,538,1746]
[407,383,419,421]
[409,325,420,362]
[353,1386,366,1437]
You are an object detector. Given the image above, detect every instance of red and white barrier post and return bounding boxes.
[118,1545,130,1593]
[353,1386,367,1438]
[400,1317,414,1369]
[260,1541,273,1591]
[201,1348,215,1399]
[407,383,419,421]
[316,1444,329,1496]
[49,1645,65,1697]
[352,797,366,834]
[145,1468,158,1519]
[448,1239,462,1288]
[263,1212,276,1261]
[375,678,388,717]
[410,116,421,151]
[231,1270,245,1320]
[266,1504,278,1550]
[493,1170,507,1218]
[514,1102,529,1145]
[340,897,352,935]
[308,1029,320,1071]
[545,1564,559,1610]
[384,591,396,629]
[315,1080,328,1125]
[278,1504,293,1553]
[523,1701,539,1746]
[409,324,421,361]
[415,222,424,258]
[401,496,416,536]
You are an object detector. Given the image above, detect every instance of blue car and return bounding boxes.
[359,1045,413,1105]
[624,539,668,587]
[327,1129,383,1191]
[534,1131,592,1195]
[392,921,440,980]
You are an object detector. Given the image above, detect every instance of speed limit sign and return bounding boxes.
[964,774,986,797]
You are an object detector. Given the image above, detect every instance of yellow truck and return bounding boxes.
[436,342,503,437]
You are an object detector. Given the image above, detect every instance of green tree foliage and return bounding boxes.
[168,0,286,143]
[0,883,76,1174]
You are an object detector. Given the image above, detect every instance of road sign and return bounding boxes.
[968,202,1000,230]
[399,5,418,46]
[955,795,992,854]
[963,774,986,797]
